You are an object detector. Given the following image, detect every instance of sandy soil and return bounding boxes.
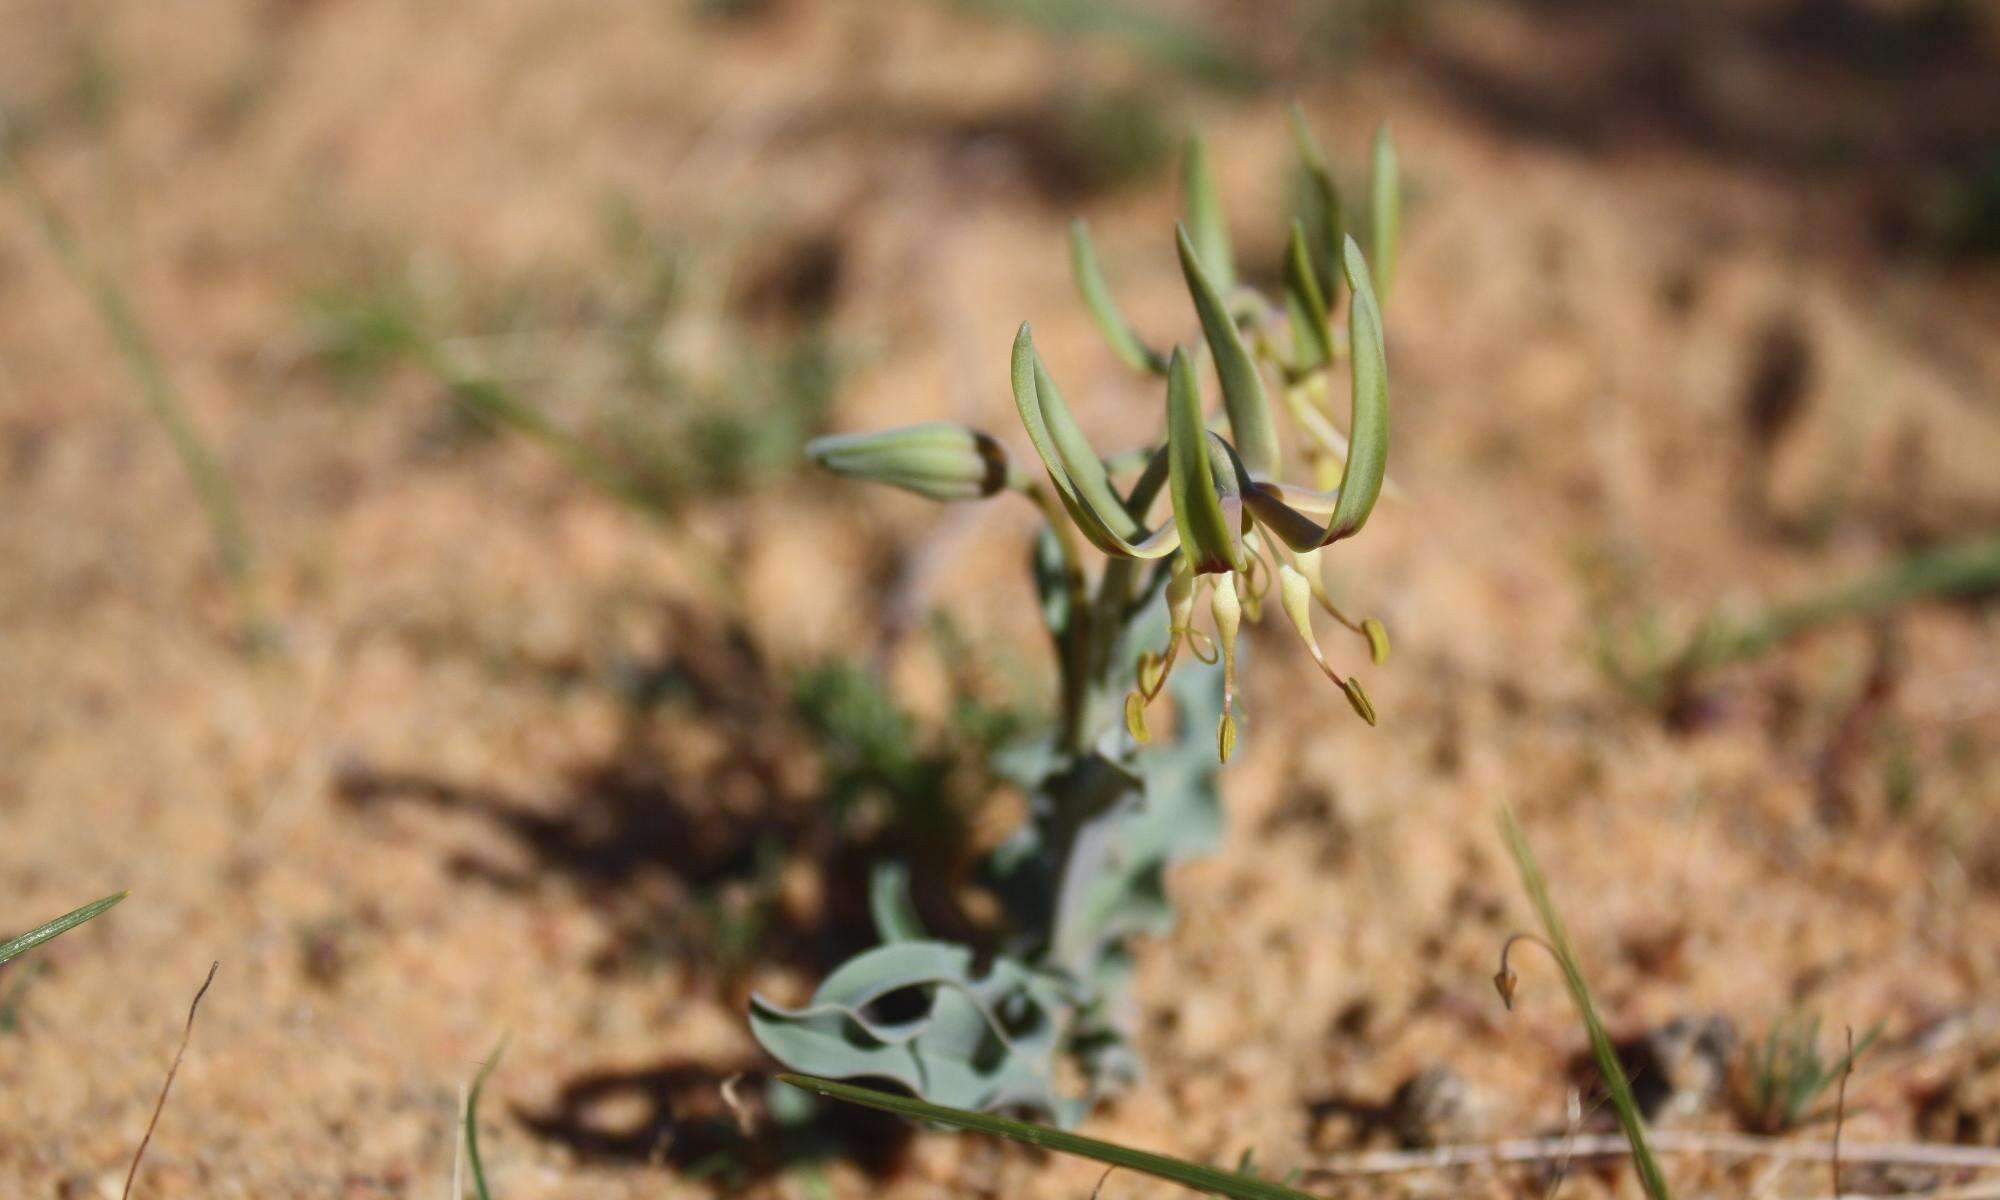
[3,1,1999,1196]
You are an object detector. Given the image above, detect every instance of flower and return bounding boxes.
[1013,230,1392,761]
[808,120,1400,765]
[805,421,1016,501]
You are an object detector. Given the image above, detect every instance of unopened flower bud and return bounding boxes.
[806,422,1011,501]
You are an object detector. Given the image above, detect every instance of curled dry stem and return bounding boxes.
[1493,931,1560,1012]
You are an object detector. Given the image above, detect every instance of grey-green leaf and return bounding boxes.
[750,941,1080,1121]
[0,892,126,966]
[1069,220,1166,375]
[1176,225,1280,477]
[1369,122,1400,307]
[1180,134,1236,294]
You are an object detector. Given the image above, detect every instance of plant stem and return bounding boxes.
[1024,480,1097,753]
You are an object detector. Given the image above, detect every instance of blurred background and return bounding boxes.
[3,0,1998,1196]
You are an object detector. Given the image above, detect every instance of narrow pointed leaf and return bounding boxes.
[1327,237,1388,541]
[1069,220,1166,375]
[780,1075,1328,1200]
[1288,104,1344,307]
[0,892,126,966]
[1370,122,1400,306]
[1166,346,1244,575]
[1180,134,1236,294]
[1499,810,1672,1200]
[1176,225,1279,477]
[465,1039,506,1200]
[1010,325,1179,560]
[1284,220,1334,372]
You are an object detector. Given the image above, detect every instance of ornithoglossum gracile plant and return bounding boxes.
[751,111,1401,1125]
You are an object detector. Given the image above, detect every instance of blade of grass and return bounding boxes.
[1,132,258,621]
[1497,808,1671,1200]
[464,1038,507,1200]
[0,892,127,966]
[1694,532,2000,668]
[946,0,1262,92]
[778,1074,1328,1200]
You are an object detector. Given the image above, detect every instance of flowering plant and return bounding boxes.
[753,114,1400,1123]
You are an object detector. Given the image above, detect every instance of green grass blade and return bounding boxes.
[2,142,257,617]
[1705,532,2000,666]
[1498,809,1671,1200]
[947,0,1261,92]
[464,1038,507,1200]
[779,1075,1327,1200]
[0,892,127,966]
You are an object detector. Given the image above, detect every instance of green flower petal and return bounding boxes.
[1176,224,1280,478]
[1010,324,1179,560]
[1166,345,1247,575]
[1069,220,1166,375]
[1284,219,1334,373]
[1180,133,1236,294]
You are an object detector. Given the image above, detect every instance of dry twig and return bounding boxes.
[1306,1131,2000,1179]
[122,961,220,1200]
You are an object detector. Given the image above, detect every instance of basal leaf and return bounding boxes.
[750,940,1080,1120]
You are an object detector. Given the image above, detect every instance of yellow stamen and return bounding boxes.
[1278,563,1377,726]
